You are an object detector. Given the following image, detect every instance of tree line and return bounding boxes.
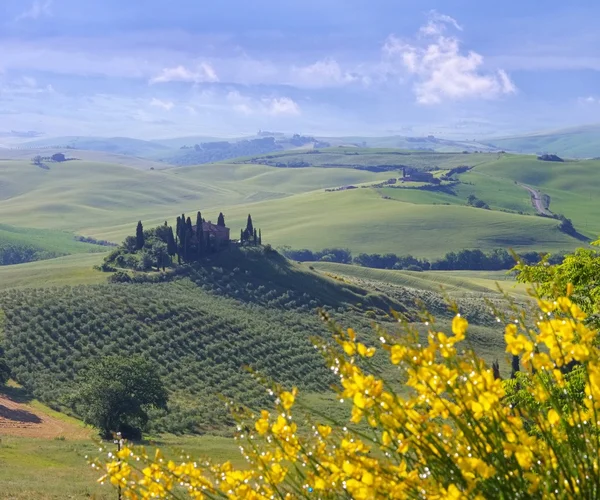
[279,247,566,271]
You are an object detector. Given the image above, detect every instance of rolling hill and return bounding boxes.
[485,124,600,158]
[17,136,170,157]
[0,246,519,436]
[0,150,595,258]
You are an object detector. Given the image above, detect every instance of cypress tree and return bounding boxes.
[253,228,258,245]
[511,355,520,379]
[240,229,244,243]
[492,360,501,380]
[175,217,182,264]
[196,212,204,259]
[184,217,193,261]
[246,214,254,235]
[167,226,177,257]
[135,221,145,250]
[217,212,225,227]
[258,229,262,245]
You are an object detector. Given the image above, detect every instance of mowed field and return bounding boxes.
[0,150,596,260]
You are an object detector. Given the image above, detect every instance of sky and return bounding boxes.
[1,0,600,140]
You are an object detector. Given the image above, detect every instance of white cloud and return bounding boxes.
[16,0,53,21]
[150,63,219,84]
[264,97,301,116]
[578,96,599,104]
[226,91,300,116]
[385,13,516,104]
[149,98,175,111]
[291,59,363,88]
[419,10,463,36]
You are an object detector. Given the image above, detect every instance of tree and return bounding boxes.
[253,228,258,245]
[246,214,254,236]
[75,356,167,440]
[196,212,204,258]
[240,229,244,243]
[135,221,145,250]
[32,155,42,165]
[185,217,193,261]
[167,226,177,257]
[51,152,66,162]
[217,212,225,227]
[149,241,168,271]
[258,229,262,245]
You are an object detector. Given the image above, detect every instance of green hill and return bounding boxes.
[0,247,516,435]
[485,125,600,158]
[0,224,108,265]
[19,136,170,157]
[0,151,593,258]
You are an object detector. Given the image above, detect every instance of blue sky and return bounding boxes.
[1,0,600,140]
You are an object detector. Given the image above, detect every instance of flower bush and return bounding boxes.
[96,288,600,498]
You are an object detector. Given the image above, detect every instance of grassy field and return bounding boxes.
[485,124,600,158]
[0,151,595,258]
[0,434,244,499]
[0,253,106,289]
[218,189,579,258]
[310,262,529,297]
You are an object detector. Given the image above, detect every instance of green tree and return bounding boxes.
[135,221,145,250]
[246,214,254,236]
[196,212,204,258]
[167,226,177,257]
[515,242,600,320]
[149,241,169,271]
[253,228,258,245]
[217,212,225,227]
[75,356,167,440]
[258,229,262,245]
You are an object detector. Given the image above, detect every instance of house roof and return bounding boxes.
[193,222,229,233]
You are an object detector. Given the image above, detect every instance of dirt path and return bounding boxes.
[0,394,89,439]
[517,182,553,216]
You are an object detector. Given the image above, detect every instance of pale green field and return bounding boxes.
[310,262,529,297]
[0,152,595,261]
[0,253,107,289]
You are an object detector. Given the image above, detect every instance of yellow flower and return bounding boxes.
[390,345,406,364]
[280,391,295,410]
[548,409,560,426]
[451,315,468,340]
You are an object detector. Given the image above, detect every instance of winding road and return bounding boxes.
[517,182,553,216]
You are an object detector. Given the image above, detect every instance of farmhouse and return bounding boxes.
[193,221,230,245]
[401,167,434,183]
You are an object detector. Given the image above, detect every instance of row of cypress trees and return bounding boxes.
[134,211,261,266]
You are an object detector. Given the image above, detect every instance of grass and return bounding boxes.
[218,189,580,258]
[486,124,600,158]
[0,434,244,500]
[310,262,529,297]
[0,253,107,289]
[0,152,594,259]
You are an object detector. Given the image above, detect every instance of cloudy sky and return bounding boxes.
[1,0,600,140]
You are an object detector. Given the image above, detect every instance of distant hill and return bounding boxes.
[18,136,170,157]
[316,135,495,152]
[484,125,600,158]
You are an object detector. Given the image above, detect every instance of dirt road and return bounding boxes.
[0,394,89,439]
[517,182,553,216]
